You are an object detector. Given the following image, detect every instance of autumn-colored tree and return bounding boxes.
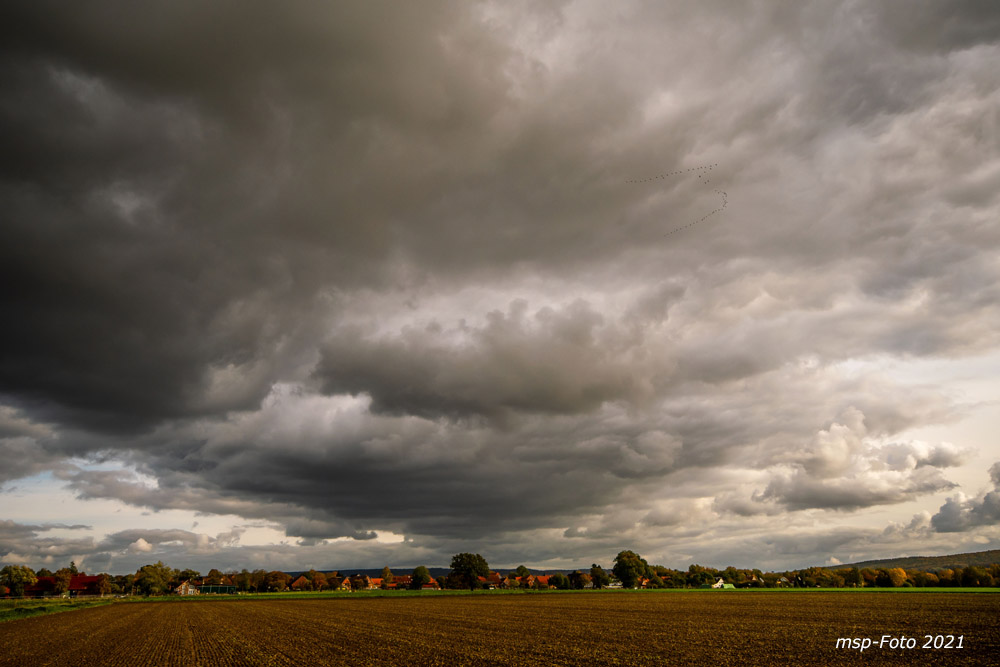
[567,570,592,589]
[887,568,908,587]
[265,571,291,592]
[311,571,328,591]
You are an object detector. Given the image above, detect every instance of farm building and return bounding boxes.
[199,584,237,594]
[23,575,106,597]
[699,578,735,589]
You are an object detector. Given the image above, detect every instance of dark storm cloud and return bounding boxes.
[870,0,1000,53]
[314,299,645,420]
[2,0,999,569]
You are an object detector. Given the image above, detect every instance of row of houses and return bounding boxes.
[170,571,587,595]
[172,572,444,595]
[290,573,442,591]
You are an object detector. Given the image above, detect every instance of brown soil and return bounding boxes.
[1,592,997,666]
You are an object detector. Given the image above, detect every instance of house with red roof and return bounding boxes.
[24,575,106,597]
[476,572,503,589]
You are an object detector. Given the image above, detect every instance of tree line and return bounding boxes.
[4,550,1000,597]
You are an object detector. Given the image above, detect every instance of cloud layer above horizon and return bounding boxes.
[2,0,1000,574]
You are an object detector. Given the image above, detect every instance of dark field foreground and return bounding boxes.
[1,592,998,666]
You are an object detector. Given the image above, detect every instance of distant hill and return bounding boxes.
[831,550,1000,572]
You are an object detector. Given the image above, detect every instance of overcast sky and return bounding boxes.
[2,1,999,575]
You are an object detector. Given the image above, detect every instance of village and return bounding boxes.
[5,549,1000,599]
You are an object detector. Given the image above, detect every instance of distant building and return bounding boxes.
[174,581,200,596]
[289,575,311,591]
[24,575,105,597]
[198,584,237,595]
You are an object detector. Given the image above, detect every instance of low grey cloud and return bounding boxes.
[2,0,999,571]
[98,527,246,556]
[714,410,966,514]
[931,462,1000,533]
[0,520,93,565]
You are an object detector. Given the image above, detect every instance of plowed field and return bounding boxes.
[1,592,997,666]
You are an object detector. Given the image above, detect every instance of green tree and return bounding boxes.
[1,565,37,597]
[36,568,53,577]
[68,561,79,575]
[962,566,990,587]
[514,565,531,579]
[53,568,74,595]
[134,562,176,596]
[590,564,610,589]
[548,573,571,590]
[843,567,862,587]
[234,569,252,593]
[177,568,201,583]
[450,553,490,590]
[411,566,432,590]
[203,569,224,585]
[95,573,112,597]
[613,551,650,589]
[111,574,133,595]
[381,566,394,589]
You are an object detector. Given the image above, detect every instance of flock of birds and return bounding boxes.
[626,163,728,237]
[625,163,718,184]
